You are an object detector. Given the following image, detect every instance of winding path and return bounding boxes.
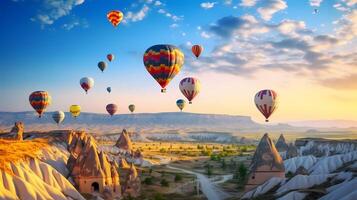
[167,165,232,200]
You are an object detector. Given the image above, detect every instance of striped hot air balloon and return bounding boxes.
[29,91,51,118]
[176,99,186,111]
[179,77,201,104]
[80,77,94,94]
[143,44,184,93]
[107,10,124,27]
[52,111,65,125]
[192,45,203,58]
[106,104,118,116]
[254,89,278,122]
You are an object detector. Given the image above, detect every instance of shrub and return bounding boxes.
[143,177,153,185]
[174,174,182,182]
[160,179,169,187]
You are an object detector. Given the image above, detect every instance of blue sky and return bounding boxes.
[0,0,356,122]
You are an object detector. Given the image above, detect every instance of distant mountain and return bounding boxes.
[287,120,357,129]
[0,111,299,134]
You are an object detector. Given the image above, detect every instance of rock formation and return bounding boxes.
[245,133,285,192]
[122,163,141,198]
[286,143,298,159]
[0,122,24,140]
[66,131,121,198]
[118,158,130,169]
[115,129,133,151]
[275,134,288,152]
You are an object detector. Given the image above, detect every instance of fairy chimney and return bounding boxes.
[118,158,130,169]
[275,134,288,152]
[10,122,24,141]
[122,164,141,197]
[115,129,133,151]
[286,143,298,159]
[245,133,285,192]
[66,131,121,198]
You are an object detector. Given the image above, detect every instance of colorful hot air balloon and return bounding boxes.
[192,45,203,58]
[176,99,186,111]
[179,77,201,104]
[107,10,124,27]
[52,111,65,125]
[70,105,81,118]
[29,91,51,118]
[254,89,278,122]
[128,104,135,113]
[107,54,114,62]
[106,104,118,116]
[98,61,107,72]
[143,44,184,93]
[80,77,94,94]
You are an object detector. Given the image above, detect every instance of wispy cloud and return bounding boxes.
[200,2,217,9]
[309,0,323,7]
[124,5,150,23]
[257,0,287,21]
[31,0,85,27]
[239,0,258,7]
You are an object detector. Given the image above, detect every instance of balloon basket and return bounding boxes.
[161,88,166,93]
[189,101,192,104]
[265,119,269,122]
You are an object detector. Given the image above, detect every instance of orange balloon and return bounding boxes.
[107,10,123,27]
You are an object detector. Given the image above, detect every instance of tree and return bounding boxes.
[234,162,247,189]
[221,159,227,169]
[143,177,153,185]
[154,193,165,200]
[206,164,213,177]
[174,174,182,182]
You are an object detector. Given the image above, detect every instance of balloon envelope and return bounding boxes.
[192,45,203,58]
[98,61,107,72]
[143,44,184,93]
[179,77,201,104]
[107,54,114,62]
[254,89,278,122]
[52,111,65,124]
[70,105,81,118]
[80,77,94,94]
[107,10,123,27]
[128,104,135,113]
[107,87,111,93]
[29,91,51,118]
[176,99,186,111]
[106,104,118,116]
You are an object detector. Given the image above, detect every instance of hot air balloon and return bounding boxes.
[143,44,184,93]
[80,77,94,94]
[29,91,51,118]
[52,111,65,125]
[179,77,201,104]
[107,10,124,27]
[98,61,107,72]
[176,99,186,111]
[70,105,81,118]
[254,89,278,122]
[107,87,112,93]
[107,54,114,62]
[192,45,203,58]
[106,104,118,116]
[128,104,135,113]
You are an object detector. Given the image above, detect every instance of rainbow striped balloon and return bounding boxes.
[29,91,51,118]
[143,44,184,93]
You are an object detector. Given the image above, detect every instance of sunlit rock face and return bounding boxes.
[245,133,285,192]
[122,163,141,198]
[0,121,24,140]
[115,129,133,151]
[66,131,122,198]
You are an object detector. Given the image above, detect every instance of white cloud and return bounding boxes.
[309,0,323,7]
[342,0,357,6]
[240,0,258,7]
[224,0,232,5]
[32,0,85,26]
[257,0,287,21]
[154,1,162,6]
[201,31,211,38]
[125,5,150,23]
[200,2,217,9]
[276,20,307,38]
[157,8,182,21]
[170,23,179,28]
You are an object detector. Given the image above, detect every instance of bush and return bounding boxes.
[174,174,183,182]
[241,146,248,152]
[160,179,169,187]
[143,177,153,185]
[154,193,165,200]
[160,148,167,153]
